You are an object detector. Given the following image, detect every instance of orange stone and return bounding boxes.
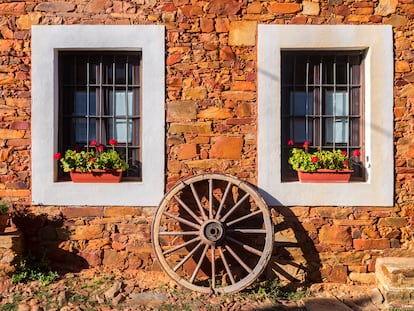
[210,136,243,159]
[268,3,301,14]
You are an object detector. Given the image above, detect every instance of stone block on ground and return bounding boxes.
[375,257,414,306]
[0,228,24,275]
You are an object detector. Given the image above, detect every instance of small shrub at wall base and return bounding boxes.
[54,139,129,173]
[288,140,361,172]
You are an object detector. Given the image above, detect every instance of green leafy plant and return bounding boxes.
[0,200,9,215]
[288,140,361,172]
[54,139,129,173]
[12,253,58,286]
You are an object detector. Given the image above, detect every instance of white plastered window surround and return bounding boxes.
[257,25,394,206]
[32,25,165,206]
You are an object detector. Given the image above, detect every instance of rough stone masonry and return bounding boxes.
[0,0,413,286]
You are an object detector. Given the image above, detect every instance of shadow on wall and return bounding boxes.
[12,209,88,273]
[265,205,322,289]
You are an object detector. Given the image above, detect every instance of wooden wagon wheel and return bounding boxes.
[152,173,274,294]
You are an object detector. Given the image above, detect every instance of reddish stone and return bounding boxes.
[353,239,390,250]
[0,3,25,15]
[35,2,75,12]
[79,250,102,267]
[200,17,214,32]
[225,117,254,125]
[335,5,350,16]
[61,207,104,218]
[102,249,127,268]
[210,136,243,159]
[167,53,183,66]
[215,18,229,32]
[220,46,235,61]
[322,265,348,283]
[176,143,197,160]
[10,120,29,130]
[208,0,242,16]
[291,16,308,24]
[180,5,203,16]
[157,3,177,12]
[268,3,301,14]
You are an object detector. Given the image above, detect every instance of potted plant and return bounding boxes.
[54,139,129,183]
[288,140,361,183]
[0,200,9,232]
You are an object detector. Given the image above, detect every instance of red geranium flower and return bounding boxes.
[343,161,349,167]
[311,156,318,163]
[353,150,361,157]
[74,146,81,152]
[90,140,97,147]
[97,145,104,152]
[54,152,61,160]
[89,157,96,163]
[109,139,118,146]
[303,141,310,148]
[288,140,294,146]
[342,151,347,156]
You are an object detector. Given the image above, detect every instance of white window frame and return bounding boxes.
[258,25,394,206]
[32,25,165,206]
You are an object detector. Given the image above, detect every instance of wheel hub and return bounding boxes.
[201,220,225,245]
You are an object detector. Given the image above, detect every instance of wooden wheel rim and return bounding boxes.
[152,173,274,294]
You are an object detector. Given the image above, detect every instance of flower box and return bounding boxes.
[297,169,353,183]
[69,169,123,183]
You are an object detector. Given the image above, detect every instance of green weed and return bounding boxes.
[11,253,58,286]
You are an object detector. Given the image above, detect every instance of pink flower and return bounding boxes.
[54,152,61,160]
[311,156,318,163]
[303,141,310,148]
[97,145,104,152]
[109,139,118,146]
[342,151,347,156]
[288,140,294,146]
[353,150,361,157]
[90,140,97,147]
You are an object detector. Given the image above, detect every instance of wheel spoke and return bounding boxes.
[226,236,263,257]
[226,210,262,227]
[163,236,201,256]
[225,244,253,273]
[163,211,201,230]
[158,231,199,236]
[215,181,232,220]
[218,246,235,285]
[190,183,208,221]
[219,193,250,222]
[227,228,267,234]
[174,195,203,225]
[211,245,216,289]
[190,243,210,283]
[209,178,213,219]
[173,240,203,272]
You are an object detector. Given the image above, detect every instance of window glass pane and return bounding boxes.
[76,56,87,85]
[109,89,133,116]
[115,56,126,84]
[336,58,348,85]
[290,119,313,143]
[323,56,335,85]
[325,90,348,116]
[75,90,87,116]
[109,119,133,143]
[290,91,313,116]
[325,118,348,144]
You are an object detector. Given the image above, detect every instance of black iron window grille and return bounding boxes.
[59,51,142,180]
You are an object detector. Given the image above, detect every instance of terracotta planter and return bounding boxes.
[297,169,353,183]
[69,169,123,183]
[0,214,9,233]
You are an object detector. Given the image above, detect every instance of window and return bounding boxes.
[59,52,142,179]
[258,25,393,206]
[32,25,165,206]
[281,51,365,181]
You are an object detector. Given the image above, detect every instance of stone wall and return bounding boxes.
[0,0,413,285]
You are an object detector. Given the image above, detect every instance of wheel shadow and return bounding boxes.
[10,205,88,274]
[265,205,322,289]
